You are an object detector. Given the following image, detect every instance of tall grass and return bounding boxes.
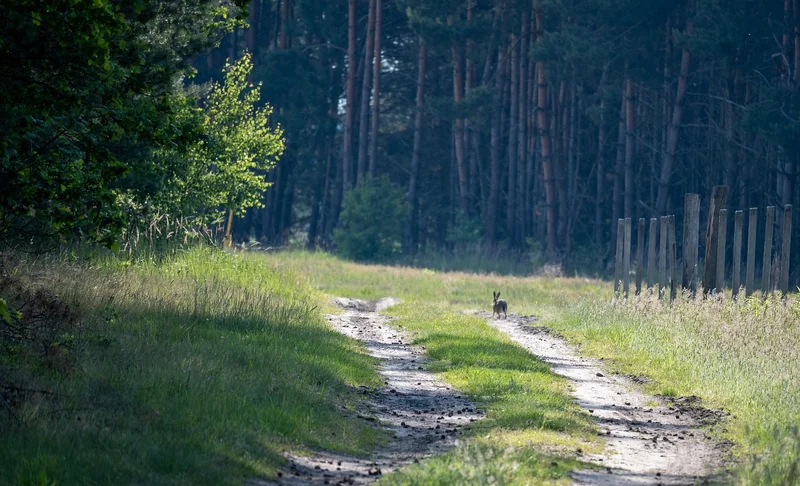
[0,248,385,485]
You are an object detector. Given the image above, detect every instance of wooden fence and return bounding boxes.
[614,186,794,300]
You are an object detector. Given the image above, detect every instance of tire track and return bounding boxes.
[254,298,483,485]
[481,311,729,486]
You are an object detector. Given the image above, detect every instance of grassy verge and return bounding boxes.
[0,248,386,485]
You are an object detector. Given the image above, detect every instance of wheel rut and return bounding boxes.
[480,311,730,486]
[254,297,483,485]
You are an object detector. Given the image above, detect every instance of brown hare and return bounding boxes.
[492,291,507,319]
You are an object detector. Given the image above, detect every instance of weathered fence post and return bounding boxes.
[615,219,624,296]
[636,218,645,295]
[623,218,632,298]
[779,205,793,294]
[746,208,758,297]
[683,194,700,294]
[659,216,668,298]
[668,215,678,302]
[703,186,729,294]
[716,209,728,294]
[762,206,775,294]
[732,210,744,298]
[648,218,657,291]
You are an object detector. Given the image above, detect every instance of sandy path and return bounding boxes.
[481,311,729,486]
[255,298,483,485]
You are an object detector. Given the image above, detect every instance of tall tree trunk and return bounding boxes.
[368,0,383,177]
[507,32,519,241]
[466,0,477,212]
[794,0,799,85]
[624,75,636,219]
[356,0,376,185]
[534,0,558,256]
[230,27,239,61]
[595,95,607,249]
[308,182,321,249]
[555,80,568,245]
[567,79,579,263]
[723,74,736,190]
[487,46,504,246]
[342,0,357,194]
[451,17,468,214]
[611,96,625,257]
[317,135,333,246]
[321,63,339,243]
[526,36,537,241]
[280,0,290,49]
[517,10,530,244]
[406,40,427,254]
[247,0,260,58]
[280,169,296,241]
[655,13,693,217]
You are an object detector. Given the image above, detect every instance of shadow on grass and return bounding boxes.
[0,258,388,486]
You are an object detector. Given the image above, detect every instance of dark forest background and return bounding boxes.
[2,0,799,281]
[200,0,800,279]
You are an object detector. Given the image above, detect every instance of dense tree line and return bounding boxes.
[209,0,799,278]
[1,0,798,281]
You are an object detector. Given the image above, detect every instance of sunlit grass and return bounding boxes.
[0,248,386,485]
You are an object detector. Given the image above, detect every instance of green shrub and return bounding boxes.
[334,177,407,262]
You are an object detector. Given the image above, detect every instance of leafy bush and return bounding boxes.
[334,177,407,262]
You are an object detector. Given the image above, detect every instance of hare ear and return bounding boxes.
[496,292,501,299]
[492,291,496,299]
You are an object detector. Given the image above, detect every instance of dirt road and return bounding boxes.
[257,298,482,485]
[482,311,730,486]
[259,300,729,485]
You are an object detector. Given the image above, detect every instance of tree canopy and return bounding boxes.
[0,0,251,247]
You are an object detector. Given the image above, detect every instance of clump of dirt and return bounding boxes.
[624,374,652,385]
[659,395,731,427]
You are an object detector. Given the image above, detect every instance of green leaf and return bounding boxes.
[0,298,11,324]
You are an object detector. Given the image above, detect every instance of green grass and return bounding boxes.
[0,248,386,485]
